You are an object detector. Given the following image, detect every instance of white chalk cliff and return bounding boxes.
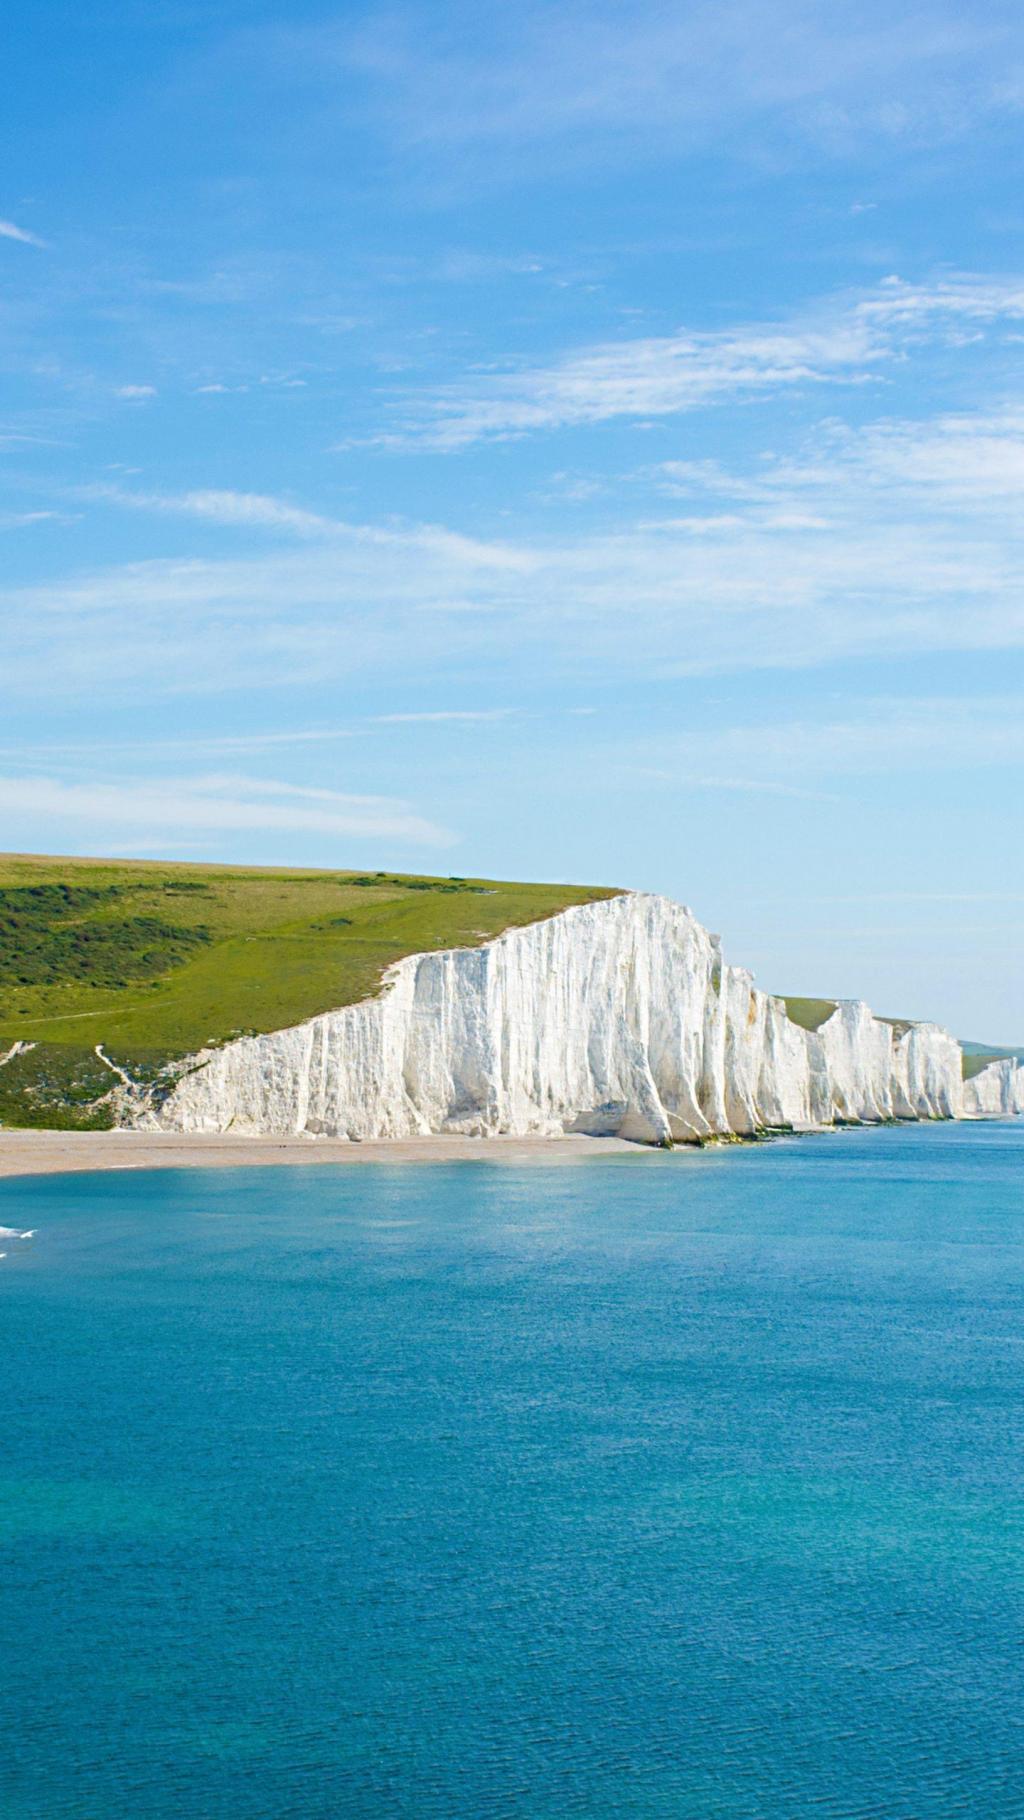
[132,891,1007,1145]
[962,1056,1024,1118]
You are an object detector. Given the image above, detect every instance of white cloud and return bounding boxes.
[301,0,1023,173]
[628,695,1024,781]
[656,404,1024,513]
[115,384,157,400]
[149,488,336,537]
[786,406,1024,501]
[0,772,454,846]
[765,890,1024,905]
[0,218,46,248]
[636,770,843,802]
[372,709,513,724]
[7,397,1024,703]
[384,319,878,450]
[85,484,542,575]
[0,510,67,532]
[90,482,533,567]
[383,275,1024,448]
[858,273,1024,328]
[0,728,361,762]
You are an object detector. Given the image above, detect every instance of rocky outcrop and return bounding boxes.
[133,892,978,1145]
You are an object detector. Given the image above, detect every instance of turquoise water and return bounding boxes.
[2,1122,1023,1819]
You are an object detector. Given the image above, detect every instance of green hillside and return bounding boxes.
[781,996,837,1032]
[784,997,914,1038]
[959,1042,1024,1081]
[0,853,618,1129]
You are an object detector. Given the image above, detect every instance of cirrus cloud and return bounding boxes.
[7,400,1024,702]
[0,772,455,847]
[0,217,46,248]
[377,274,1024,449]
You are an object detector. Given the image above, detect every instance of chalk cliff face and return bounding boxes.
[815,1003,963,1124]
[962,1058,1024,1118]
[138,892,977,1144]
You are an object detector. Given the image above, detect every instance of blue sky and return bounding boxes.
[2,0,1023,1038]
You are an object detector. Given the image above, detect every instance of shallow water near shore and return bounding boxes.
[2,1121,1023,1818]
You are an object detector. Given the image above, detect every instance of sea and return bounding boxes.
[2,1120,1022,1819]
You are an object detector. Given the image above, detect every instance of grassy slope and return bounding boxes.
[781,996,837,1033]
[960,1044,1024,1080]
[0,853,618,1129]
[785,997,913,1038]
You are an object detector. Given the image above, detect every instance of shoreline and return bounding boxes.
[0,1128,654,1180]
[1,1117,1008,1183]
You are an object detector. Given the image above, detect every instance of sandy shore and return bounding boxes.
[0,1127,651,1180]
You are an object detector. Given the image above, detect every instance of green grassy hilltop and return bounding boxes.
[0,853,617,1129]
[781,996,837,1033]
[959,1040,1024,1080]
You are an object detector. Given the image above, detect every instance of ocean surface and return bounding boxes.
[2,1122,1023,1819]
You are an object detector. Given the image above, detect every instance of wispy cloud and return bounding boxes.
[0,217,46,248]
[780,406,1024,501]
[655,403,1024,510]
[628,695,1024,783]
[635,769,843,803]
[760,890,1024,905]
[382,318,877,450]
[0,773,454,846]
[372,709,513,724]
[115,384,157,401]
[382,274,1024,448]
[859,273,1024,327]
[97,484,340,538]
[0,728,360,762]
[291,0,1023,177]
[86,483,532,569]
[0,510,67,532]
[8,400,1024,698]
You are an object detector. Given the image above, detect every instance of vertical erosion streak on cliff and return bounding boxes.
[138,892,970,1143]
